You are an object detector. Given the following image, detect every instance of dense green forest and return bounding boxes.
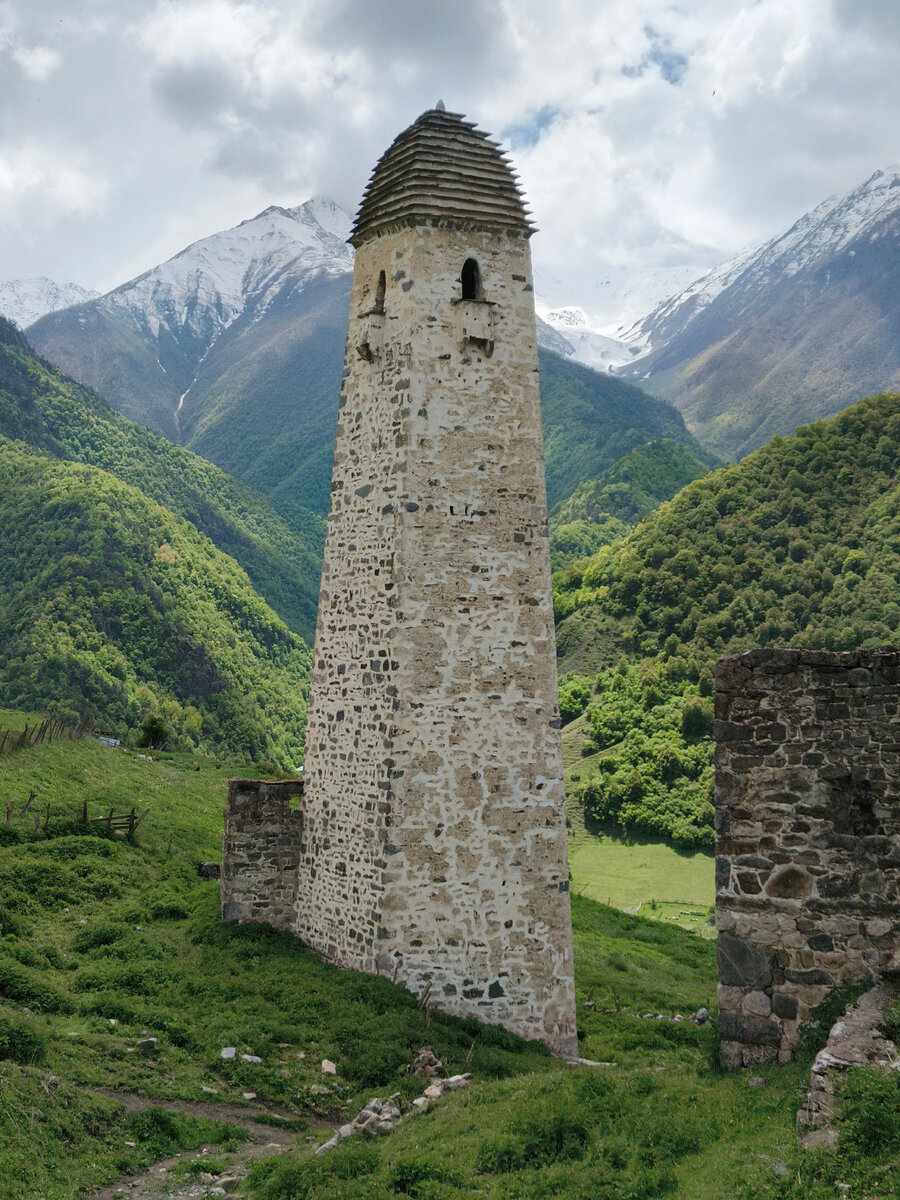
[538,350,711,511]
[0,437,310,767]
[554,392,900,848]
[0,318,324,642]
[549,438,714,570]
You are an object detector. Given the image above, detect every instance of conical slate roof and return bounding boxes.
[350,108,535,246]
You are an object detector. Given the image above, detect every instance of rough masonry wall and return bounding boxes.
[715,649,900,1066]
[298,219,576,1056]
[221,778,302,931]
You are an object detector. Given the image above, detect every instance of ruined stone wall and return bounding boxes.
[715,649,900,1066]
[297,219,576,1056]
[221,778,302,931]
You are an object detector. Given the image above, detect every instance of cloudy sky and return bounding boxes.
[2,0,899,319]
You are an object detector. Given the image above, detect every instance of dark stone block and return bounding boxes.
[736,871,763,895]
[715,859,731,891]
[765,866,813,899]
[784,968,833,985]
[773,992,799,1020]
[717,931,775,988]
[718,1012,782,1046]
[807,933,833,951]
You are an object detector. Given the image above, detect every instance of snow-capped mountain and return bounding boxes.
[625,167,900,363]
[28,196,356,487]
[619,166,900,460]
[105,195,353,349]
[535,305,636,373]
[0,277,99,328]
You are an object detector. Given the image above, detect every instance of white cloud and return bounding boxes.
[0,144,107,223]
[0,0,898,308]
[12,43,61,81]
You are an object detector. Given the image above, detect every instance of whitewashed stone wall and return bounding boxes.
[297,218,577,1056]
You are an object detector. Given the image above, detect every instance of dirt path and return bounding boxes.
[87,1088,331,1200]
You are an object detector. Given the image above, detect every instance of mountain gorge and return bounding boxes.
[622,168,900,459]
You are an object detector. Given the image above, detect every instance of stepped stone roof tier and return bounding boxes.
[350,108,535,246]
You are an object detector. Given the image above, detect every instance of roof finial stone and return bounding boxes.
[435,99,446,111]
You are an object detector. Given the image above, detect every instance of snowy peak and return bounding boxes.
[625,165,900,356]
[536,303,638,373]
[105,195,354,343]
[0,277,99,328]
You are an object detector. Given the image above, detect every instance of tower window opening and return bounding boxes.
[373,270,386,314]
[461,258,483,301]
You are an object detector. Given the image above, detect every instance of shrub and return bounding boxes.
[476,1112,590,1173]
[0,1019,46,1064]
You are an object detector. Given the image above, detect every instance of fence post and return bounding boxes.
[5,803,11,830]
[33,813,39,835]
[81,799,87,823]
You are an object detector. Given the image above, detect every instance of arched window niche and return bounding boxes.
[454,257,494,357]
[461,258,483,301]
[356,268,386,362]
[373,270,386,314]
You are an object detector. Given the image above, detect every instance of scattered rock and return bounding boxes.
[321,1059,336,1075]
[135,1037,158,1054]
[310,1084,330,1096]
[220,1047,236,1060]
[692,1008,710,1025]
[412,1045,443,1077]
[315,1136,338,1155]
[411,1096,430,1113]
[442,1074,471,1092]
[242,1091,256,1101]
[241,1054,262,1064]
[798,986,897,1147]
[748,1076,766,1089]
[772,1161,790,1179]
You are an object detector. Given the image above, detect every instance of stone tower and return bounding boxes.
[297,107,577,1056]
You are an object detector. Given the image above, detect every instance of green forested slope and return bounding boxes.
[0,318,324,642]
[539,350,707,510]
[549,438,714,570]
[554,393,900,848]
[0,438,310,766]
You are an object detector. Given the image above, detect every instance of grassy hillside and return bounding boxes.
[0,733,894,1200]
[0,318,324,642]
[553,392,900,848]
[0,440,310,765]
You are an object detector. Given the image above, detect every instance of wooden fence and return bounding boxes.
[3,792,148,838]
[0,717,97,757]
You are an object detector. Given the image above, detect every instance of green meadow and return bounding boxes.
[0,724,896,1199]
